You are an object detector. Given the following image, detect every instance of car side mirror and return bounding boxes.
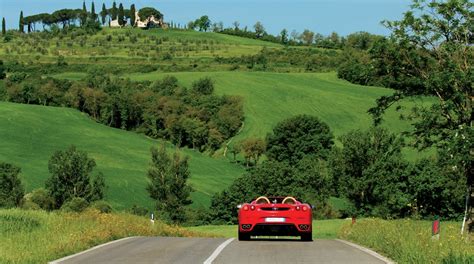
[236,204,242,209]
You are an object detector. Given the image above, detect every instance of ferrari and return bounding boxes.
[237,196,312,241]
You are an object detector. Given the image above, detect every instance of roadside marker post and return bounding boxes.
[432,216,440,240]
[151,213,155,224]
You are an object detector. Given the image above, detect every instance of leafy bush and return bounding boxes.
[91,200,112,213]
[23,188,55,210]
[60,197,89,212]
[130,205,149,216]
[0,162,24,208]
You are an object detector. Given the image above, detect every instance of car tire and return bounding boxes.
[300,233,312,241]
[238,231,250,241]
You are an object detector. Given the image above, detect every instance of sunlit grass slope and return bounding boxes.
[127,71,418,142]
[0,102,244,209]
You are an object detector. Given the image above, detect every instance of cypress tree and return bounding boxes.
[118,3,124,26]
[101,3,107,25]
[130,4,136,27]
[19,11,24,33]
[111,2,117,20]
[91,2,96,21]
[2,17,6,35]
[81,1,88,26]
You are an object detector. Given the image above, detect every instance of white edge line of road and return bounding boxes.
[203,238,235,264]
[336,239,396,264]
[48,236,139,264]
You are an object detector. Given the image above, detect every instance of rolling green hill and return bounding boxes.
[0,102,244,209]
[126,71,417,142]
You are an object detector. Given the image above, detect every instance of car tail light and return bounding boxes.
[296,206,300,211]
[243,205,249,211]
[250,205,255,211]
[302,206,308,212]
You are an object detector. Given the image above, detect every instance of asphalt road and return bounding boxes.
[50,237,389,264]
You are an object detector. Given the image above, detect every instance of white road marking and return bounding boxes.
[49,236,138,264]
[203,238,234,264]
[335,239,395,264]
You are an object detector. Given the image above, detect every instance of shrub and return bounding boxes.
[91,200,112,213]
[24,188,55,210]
[130,205,149,216]
[61,197,89,212]
[0,162,24,208]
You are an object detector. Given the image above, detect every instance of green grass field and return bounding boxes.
[0,102,244,209]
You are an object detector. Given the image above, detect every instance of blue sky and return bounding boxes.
[0,0,412,35]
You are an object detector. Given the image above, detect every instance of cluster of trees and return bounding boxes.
[210,114,466,224]
[187,16,212,32]
[210,115,336,223]
[0,146,106,212]
[16,2,164,33]
[338,0,472,230]
[18,3,101,33]
[214,46,342,72]
[2,74,244,151]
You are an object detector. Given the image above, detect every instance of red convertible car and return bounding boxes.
[237,196,312,241]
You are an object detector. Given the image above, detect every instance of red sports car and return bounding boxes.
[237,196,312,241]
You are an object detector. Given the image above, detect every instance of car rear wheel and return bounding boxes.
[300,232,312,241]
[238,231,250,241]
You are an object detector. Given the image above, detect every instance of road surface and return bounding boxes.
[50,237,391,264]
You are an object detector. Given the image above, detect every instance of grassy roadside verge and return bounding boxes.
[0,209,206,264]
[339,218,473,263]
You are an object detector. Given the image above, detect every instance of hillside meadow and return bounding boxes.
[0,102,244,209]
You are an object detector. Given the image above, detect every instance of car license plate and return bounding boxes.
[265,217,285,223]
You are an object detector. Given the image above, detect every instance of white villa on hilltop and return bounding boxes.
[110,11,167,29]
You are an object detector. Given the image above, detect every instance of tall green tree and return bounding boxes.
[0,162,24,208]
[130,4,136,27]
[46,145,106,209]
[266,115,334,163]
[80,1,88,26]
[0,60,5,79]
[118,3,125,26]
[330,127,410,218]
[253,21,265,38]
[2,17,6,35]
[367,0,473,231]
[301,29,315,45]
[19,11,24,33]
[90,1,97,21]
[147,145,193,223]
[280,28,288,44]
[100,3,107,25]
[111,1,118,20]
[238,138,266,166]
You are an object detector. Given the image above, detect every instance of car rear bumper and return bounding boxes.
[240,223,311,236]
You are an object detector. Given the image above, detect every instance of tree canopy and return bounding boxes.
[138,7,163,21]
[266,115,334,163]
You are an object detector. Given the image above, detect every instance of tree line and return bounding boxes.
[2,73,244,152]
[209,115,466,224]
[337,0,472,231]
[14,2,163,34]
